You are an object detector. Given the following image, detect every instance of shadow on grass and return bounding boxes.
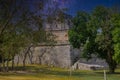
[0,65,92,77]
[18,65,103,77]
[95,71,120,74]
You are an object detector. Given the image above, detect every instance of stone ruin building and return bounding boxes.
[14,16,108,70]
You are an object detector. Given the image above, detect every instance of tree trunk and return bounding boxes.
[11,56,15,70]
[6,52,11,72]
[28,50,33,64]
[17,56,19,67]
[107,49,117,73]
[23,51,28,68]
[0,63,1,71]
[23,45,32,68]
[108,60,117,73]
[2,57,5,72]
[39,48,46,64]
[6,60,9,72]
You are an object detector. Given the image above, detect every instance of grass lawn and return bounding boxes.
[0,65,120,80]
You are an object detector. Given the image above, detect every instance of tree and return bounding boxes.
[92,6,117,73]
[68,12,90,48]
[0,0,66,71]
[68,6,120,73]
[0,0,29,71]
[0,0,56,71]
[112,13,120,63]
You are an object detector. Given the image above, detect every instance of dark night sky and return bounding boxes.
[64,0,120,15]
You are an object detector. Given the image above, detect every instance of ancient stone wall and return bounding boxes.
[14,44,81,68]
[14,43,108,70]
[14,21,81,68]
[33,45,72,68]
[14,21,108,70]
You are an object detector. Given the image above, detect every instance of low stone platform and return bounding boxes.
[72,63,104,70]
[71,59,108,70]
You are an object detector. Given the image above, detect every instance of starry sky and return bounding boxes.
[61,0,120,15]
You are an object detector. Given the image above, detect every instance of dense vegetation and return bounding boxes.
[0,0,66,72]
[68,6,120,73]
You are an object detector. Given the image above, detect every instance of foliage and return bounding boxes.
[68,12,90,48]
[112,13,120,63]
[0,0,56,71]
[68,6,120,73]
[0,0,68,71]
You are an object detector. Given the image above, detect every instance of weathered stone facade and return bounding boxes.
[14,43,81,68]
[14,21,108,70]
[14,21,81,68]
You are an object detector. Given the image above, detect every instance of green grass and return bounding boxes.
[0,65,120,80]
